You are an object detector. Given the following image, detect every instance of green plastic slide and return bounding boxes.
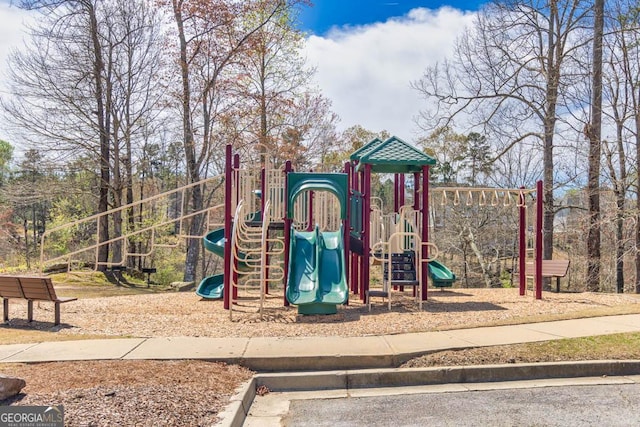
[286,224,348,315]
[196,228,226,299]
[196,273,224,299]
[428,259,457,288]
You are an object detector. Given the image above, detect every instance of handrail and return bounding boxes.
[39,174,225,271]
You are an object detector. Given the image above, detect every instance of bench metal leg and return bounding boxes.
[3,298,8,322]
[27,300,33,322]
[55,302,61,326]
[556,277,560,293]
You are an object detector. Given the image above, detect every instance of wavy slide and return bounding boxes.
[428,259,457,288]
[196,228,226,299]
[286,224,348,315]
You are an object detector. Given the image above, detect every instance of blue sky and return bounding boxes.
[297,0,485,34]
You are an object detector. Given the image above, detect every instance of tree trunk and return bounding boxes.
[173,1,201,283]
[88,2,111,271]
[542,1,559,286]
[463,226,500,288]
[586,0,604,292]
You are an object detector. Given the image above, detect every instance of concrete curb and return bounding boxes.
[216,377,255,427]
[240,354,396,371]
[256,359,640,390]
[219,360,640,426]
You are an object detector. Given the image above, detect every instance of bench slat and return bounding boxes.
[18,277,56,301]
[0,276,24,299]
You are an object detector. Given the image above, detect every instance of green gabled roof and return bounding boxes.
[354,136,436,173]
[349,138,384,162]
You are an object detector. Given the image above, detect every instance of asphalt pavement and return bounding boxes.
[280,381,640,427]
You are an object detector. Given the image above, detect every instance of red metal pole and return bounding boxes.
[421,166,430,301]
[413,172,420,210]
[412,172,420,298]
[362,164,372,302]
[283,161,293,306]
[232,154,240,302]
[223,144,233,310]
[353,165,361,296]
[399,173,405,208]
[535,180,543,299]
[398,172,406,292]
[519,187,526,296]
[344,162,351,295]
[394,173,399,213]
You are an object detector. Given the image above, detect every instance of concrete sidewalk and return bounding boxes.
[1,314,639,370]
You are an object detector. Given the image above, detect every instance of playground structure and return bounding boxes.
[38,136,547,317]
[199,136,545,316]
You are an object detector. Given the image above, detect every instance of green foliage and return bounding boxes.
[0,139,13,187]
[500,269,513,288]
[421,127,492,185]
[461,132,492,186]
[341,125,390,152]
[421,127,467,184]
[371,176,395,214]
[318,126,392,172]
[154,266,183,286]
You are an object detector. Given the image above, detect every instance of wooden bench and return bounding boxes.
[0,276,77,325]
[524,260,570,293]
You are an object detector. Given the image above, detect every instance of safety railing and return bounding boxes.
[39,174,225,272]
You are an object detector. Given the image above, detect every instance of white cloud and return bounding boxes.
[303,7,475,142]
[0,3,33,77]
[0,3,35,144]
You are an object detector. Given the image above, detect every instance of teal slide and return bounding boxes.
[196,228,226,299]
[286,224,348,315]
[428,259,457,288]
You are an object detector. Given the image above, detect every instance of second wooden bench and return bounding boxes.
[524,260,570,293]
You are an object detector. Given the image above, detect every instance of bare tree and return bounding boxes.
[164,0,288,282]
[612,1,640,294]
[412,0,592,268]
[4,1,116,269]
[601,0,637,293]
[585,0,604,291]
[106,0,167,264]
[4,0,167,270]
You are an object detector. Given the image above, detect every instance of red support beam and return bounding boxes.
[223,144,233,310]
[362,164,372,302]
[232,154,240,302]
[394,173,399,213]
[399,173,405,208]
[535,180,543,299]
[413,172,420,210]
[421,165,430,301]
[519,187,526,296]
[344,162,351,296]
